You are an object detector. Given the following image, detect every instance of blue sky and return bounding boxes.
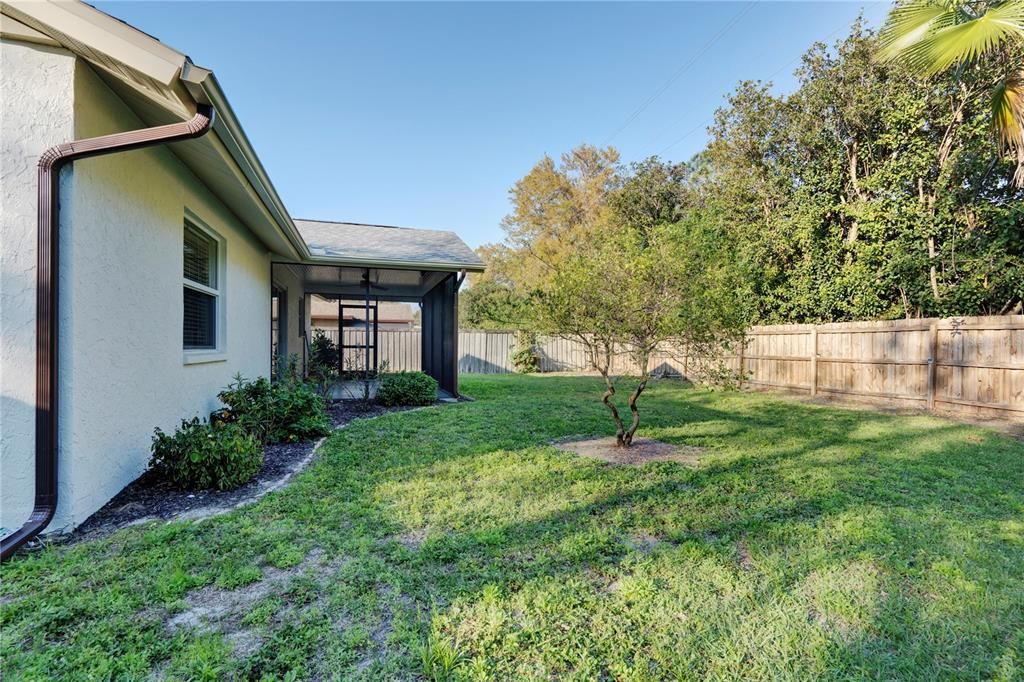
[96,1,891,249]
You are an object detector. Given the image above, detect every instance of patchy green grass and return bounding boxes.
[2,375,1023,681]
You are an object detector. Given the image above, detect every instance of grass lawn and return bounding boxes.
[2,374,1023,681]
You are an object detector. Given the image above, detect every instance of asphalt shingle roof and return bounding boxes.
[295,219,484,270]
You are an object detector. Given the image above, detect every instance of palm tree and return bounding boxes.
[878,0,1024,185]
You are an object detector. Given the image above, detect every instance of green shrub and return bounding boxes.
[511,347,540,373]
[307,331,341,399]
[218,374,331,444]
[309,330,339,377]
[272,353,302,384]
[511,331,540,373]
[376,371,438,406]
[150,418,262,490]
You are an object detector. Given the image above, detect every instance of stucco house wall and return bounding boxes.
[0,39,77,533]
[1,40,274,532]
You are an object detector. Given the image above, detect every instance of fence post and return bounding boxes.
[926,320,938,411]
[738,336,745,388]
[809,326,818,397]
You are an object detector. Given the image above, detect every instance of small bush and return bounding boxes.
[309,330,338,377]
[511,347,540,373]
[307,331,341,399]
[376,371,438,406]
[150,418,262,490]
[511,331,540,373]
[272,353,302,384]
[218,374,330,444]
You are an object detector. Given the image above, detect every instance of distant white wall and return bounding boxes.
[1,41,274,532]
[0,40,77,533]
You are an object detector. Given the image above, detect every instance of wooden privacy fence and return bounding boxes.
[738,315,1024,421]
[314,315,1024,421]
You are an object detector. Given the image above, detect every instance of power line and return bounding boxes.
[602,1,759,147]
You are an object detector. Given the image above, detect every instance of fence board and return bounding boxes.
[310,315,1023,421]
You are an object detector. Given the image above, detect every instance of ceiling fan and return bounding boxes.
[359,272,388,291]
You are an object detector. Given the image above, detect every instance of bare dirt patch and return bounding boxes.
[555,437,706,467]
[625,532,663,554]
[736,541,755,571]
[166,548,341,657]
[390,528,427,550]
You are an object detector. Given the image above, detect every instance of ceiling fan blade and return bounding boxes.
[360,278,388,291]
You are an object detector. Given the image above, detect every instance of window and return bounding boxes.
[183,221,220,350]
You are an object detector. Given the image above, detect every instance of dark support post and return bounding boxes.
[364,269,371,401]
[421,273,458,396]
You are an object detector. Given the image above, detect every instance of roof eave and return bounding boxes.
[303,253,486,273]
[2,1,308,261]
[180,64,310,260]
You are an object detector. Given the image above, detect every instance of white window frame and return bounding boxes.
[182,210,227,364]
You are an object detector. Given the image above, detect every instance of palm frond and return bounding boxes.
[877,1,956,63]
[992,73,1024,145]
[915,1,1024,74]
[878,0,1024,74]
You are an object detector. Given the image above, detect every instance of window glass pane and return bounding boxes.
[183,223,216,288]
[183,287,216,349]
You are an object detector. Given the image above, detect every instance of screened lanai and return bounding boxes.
[271,220,485,398]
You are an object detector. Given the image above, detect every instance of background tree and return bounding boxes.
[466,145,620,330]
[700,22,1023,320]
[473,21,1022,342]
[534,160,749,447]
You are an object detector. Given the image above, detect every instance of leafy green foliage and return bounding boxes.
[464,145,621,330]
[474,27,1023,329]
[272,353,302,385]
[459,280,531,331]
[218,374,330,444]
[529,156,749,443]
[510,331,540,373]
[376,371,438,406]
[307,330,340,399]
[149,418,262,491]
[701,24,1024,320]
[418,632,467,681]
[3,376,1023,680]
[309,330,338,375]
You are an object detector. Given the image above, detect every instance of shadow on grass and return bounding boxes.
[318,377,1023,678]
[2,375,1021,680]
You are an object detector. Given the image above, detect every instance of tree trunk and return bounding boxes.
[846,140,864,244]
[918,177,941,301]
[599,370,626,446]
[622,378,648,446]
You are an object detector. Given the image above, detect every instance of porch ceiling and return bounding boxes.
[273,263,451,301]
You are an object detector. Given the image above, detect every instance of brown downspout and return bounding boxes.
[0,105,215,562]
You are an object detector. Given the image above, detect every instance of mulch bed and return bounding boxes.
[555,436,706,466]
[71,402,416,542]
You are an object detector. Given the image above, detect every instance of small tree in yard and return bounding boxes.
[535,161,749,447]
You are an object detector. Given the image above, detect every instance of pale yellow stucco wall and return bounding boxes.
[1,41,275,532]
